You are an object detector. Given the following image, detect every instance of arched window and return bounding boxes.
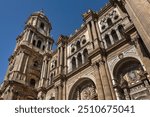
[105,35,111,47]
[76,41,81,50]
[77,53,82,67]
[113,58,147,100]
[54,60,57,67]
[107,18,113,27]
[81,35,86,45]
[42,45,45,51]
[72,57,76,70]
[40,22,45,30]
[118,25,124,38]
[37,40,42,48]
[111,30,119,42]
[82,39,86,45]
[71,47,75,53]
[33,40,36,46]
[83,49,88,62]
[30,79,36,88]
[49,73,54,84]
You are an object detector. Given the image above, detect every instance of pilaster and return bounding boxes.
[92,62,105,99]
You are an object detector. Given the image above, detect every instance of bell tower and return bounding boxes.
[0,11,54,100]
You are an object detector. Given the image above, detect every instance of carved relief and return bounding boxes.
[108,46,139,73]
[80,85,97,100]
[71,80,98,100]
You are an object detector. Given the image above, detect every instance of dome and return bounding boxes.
[31,10,50,23]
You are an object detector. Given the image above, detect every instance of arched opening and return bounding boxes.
[111,30,119,42]
[83,49,88,62]
[33,40,36,46]
[40,22,45,30]
[30,79,36,88]
[37,40,42,48]
[118,25,124,38]
[71,47,75,53]
[68,78,98,100]
[76,41,81,50]
[107,18,113,27]
[72,57,76,70]
[81,35,86,45]
[105,35,111,47]
[42,45,45,51]
[113,57,150,100]
[77,53,82,67]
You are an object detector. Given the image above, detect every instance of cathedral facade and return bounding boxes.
[0,0,150,100]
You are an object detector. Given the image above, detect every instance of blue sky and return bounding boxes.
[0,0,108,83]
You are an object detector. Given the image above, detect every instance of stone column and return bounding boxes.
[25,30,34,43]
[68,59,71,72]
[55,86,58,100]
[39,56,48,87]
[116,29,122,40]
[87,23,94,49]
[46,41,50,52]
[58,84,63,100]
[91,21,98,40]
[23,56,29,74]
[95,21,102,41]
[60,47,63,66]
[114,88,122,100]
[87,23,93,42]
[57,47,60,74]
[81,53,85,64]
[99,60,113,99]
[75,56,78,68]
[59,46,63,74]
[76,88,81,100]
[108,33,114,45]
[92,62,105,99]
[44,60,48,79]
[17,52,24,71]
[64,44,67,74]
[24,30,29,41]
[102,38,107,49]
[30,33,35,43]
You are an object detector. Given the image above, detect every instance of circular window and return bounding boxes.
[101,25,106,30]
[114,15,119,20]
[71,48,75,53]
[82,39,86,45]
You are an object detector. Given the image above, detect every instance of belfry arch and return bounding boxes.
[68,78,98,100]
[113,57,150,100]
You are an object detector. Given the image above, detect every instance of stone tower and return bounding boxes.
[0,11,54,100]
[1,0,150,100]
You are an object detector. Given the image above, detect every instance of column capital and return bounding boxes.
[92,59,105,68]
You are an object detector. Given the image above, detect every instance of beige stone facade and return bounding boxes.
[0,0,150,100]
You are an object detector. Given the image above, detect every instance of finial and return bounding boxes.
[39,9,45,14]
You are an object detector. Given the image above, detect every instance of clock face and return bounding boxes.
[128,71,136,81]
